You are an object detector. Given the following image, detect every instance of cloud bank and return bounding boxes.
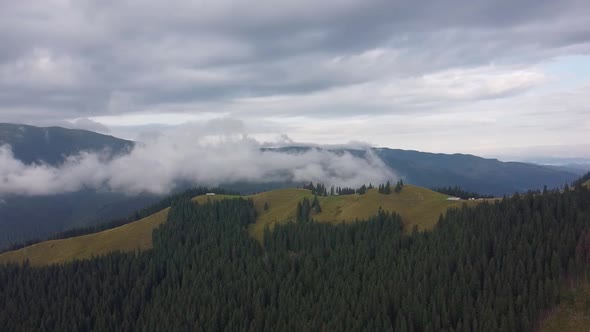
[0,126,395,196]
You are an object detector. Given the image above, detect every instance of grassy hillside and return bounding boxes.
[541,284,590,332]
[196,186,481,242]
[0,185,483,266]
[584,180,590,188]
[0,208,169,266]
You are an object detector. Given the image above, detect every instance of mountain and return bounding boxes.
[374,148,580,195]
[0,123,133,165]
[543,163,590,176]
[269,146,580,196]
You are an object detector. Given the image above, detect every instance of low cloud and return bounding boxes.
[69,118,111,133]
[0,124,395,196]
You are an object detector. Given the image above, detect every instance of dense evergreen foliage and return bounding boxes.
[1,183,590,331]
[296,195,322,222]
[434,186,494,199]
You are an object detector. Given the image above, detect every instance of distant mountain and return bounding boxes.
[542,164,590,176]
[374,148,578,196]
[0,124,149,249]
[0,123,133,165]
[266,146,580,196]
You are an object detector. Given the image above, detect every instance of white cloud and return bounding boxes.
[68,118,111,133]
[0,120,396,196]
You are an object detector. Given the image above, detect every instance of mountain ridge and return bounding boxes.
[0,123,133,165]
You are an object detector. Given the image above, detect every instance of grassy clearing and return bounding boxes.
[584,180,590,188]
[541,283,590,332]
[246,185,481,242]
[0,185,486,265]
[0,208,169,266]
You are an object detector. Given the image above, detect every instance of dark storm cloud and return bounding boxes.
[0,0,588,123]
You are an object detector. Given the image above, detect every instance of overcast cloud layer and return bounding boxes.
[0,0,589,158]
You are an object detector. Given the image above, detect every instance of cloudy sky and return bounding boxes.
[1,0,589,160]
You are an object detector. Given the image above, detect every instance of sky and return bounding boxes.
[1,0,590,161]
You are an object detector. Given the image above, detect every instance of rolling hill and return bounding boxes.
[0,209,169,266]
[243,185,482,242]
[0,185,483,266]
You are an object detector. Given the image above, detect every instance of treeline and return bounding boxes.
[0,187,236,254]
[1,183,590,330]
[378,180,404,194]
[434,186,494,199]
[303,181,403,196]
[303,182,329,196]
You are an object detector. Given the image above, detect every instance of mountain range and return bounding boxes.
[0,123,586,248]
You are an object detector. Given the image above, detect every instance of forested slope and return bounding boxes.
[1,182,589,331]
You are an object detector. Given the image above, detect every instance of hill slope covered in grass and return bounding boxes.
[0,185,482,266]
[541,284,590,332]
[244,185,482,241]
[0,209,169,266]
